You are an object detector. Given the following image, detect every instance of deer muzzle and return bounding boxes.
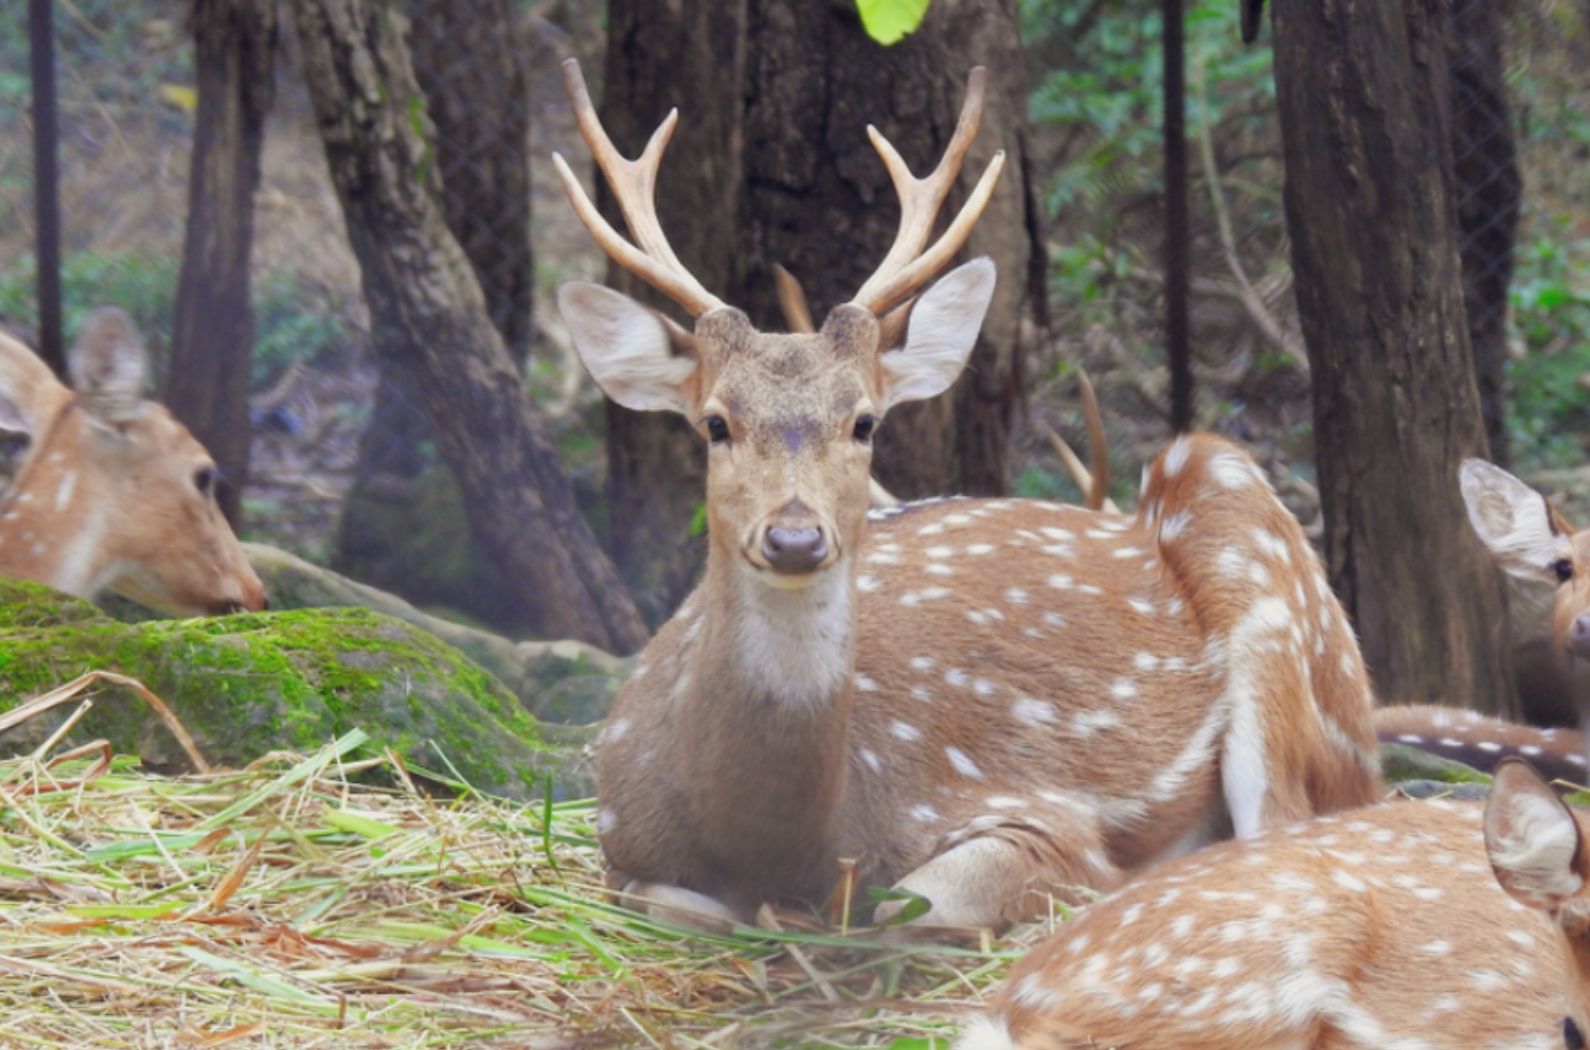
[761,526,829,576]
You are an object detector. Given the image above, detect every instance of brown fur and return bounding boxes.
[0,315,264,617]
[597,430,1383,927]
[966,766,1590,1050]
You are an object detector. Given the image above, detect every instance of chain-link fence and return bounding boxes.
[4,0,1588,638]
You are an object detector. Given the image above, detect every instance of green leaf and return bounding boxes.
[322,808,399,840]
[857,0,931,45]
[867,885,932,924]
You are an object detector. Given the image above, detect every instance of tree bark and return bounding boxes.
[1273,0,1517,715]
[595,0,745,625]
[1448,0,1519,468]
[294,0,648,653]
[164,0,277,525]
[734,0,1044,499]
[410,0,534,364]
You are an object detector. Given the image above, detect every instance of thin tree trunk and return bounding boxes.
[1273,0,1517,715]
[294,0,648,653]
[1448,0,1519,468]
[596,0,745,625]
[735,0,1042,498]
[165,0,277,525]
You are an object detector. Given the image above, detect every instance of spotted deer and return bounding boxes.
[554,58,1380,931]
[0,308,265,617]
[959,759,1590,1050]
[1361,460,1590,788]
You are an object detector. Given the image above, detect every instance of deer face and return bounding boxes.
[559,262,994,589]
[1461,459,1590,663]
[0,308,266,618]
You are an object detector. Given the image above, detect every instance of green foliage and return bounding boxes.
[0,251,178,354]
[0,253,349,390]
[1504,225,1590,473]
[1023,0,1275,214]
[857,0,932,45]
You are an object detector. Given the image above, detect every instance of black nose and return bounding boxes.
[762,527,828,575]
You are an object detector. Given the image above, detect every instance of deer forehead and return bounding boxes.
[699,316,881,437]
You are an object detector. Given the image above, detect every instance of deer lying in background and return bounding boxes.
[1360,459,1590,788]
[0,308,265,617]
[555,58,1380,931]
[958,758,1590,1050]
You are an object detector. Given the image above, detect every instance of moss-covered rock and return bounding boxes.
[1378,741,1491,786]
[243,543,629,724]
[0,578,595,799]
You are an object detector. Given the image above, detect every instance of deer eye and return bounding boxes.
[703,416,730,444]
[853,414,878,443]
[194,467,221,496]
[1564,1017,1585,1050]
[1553,558,1575,584]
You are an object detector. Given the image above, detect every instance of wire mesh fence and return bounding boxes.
[3,0,1588,639]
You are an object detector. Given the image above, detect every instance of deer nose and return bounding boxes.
[1570,615,1590,658]
[762,526,828,575]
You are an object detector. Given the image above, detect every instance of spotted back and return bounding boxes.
[0,309,265,617]
[961,760,1590,1050]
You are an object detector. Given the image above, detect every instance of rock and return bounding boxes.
[243,543,629,724]
[0,578,596,799]
[1378,741,1490,786]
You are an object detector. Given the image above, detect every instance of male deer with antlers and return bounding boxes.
[0,308,265,617]
[555,59,1380,930]
[959,758,1590,1050]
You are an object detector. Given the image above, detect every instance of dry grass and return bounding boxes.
[0,677,1031,1049]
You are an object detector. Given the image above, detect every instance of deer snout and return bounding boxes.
[762,525,828,575]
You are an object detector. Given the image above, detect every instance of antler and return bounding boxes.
[850,68,1006,317]
[551,59,728,318]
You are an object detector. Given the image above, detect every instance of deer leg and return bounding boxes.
[876,813,1122,929]
[608,874,742,933]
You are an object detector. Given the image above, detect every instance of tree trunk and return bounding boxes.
[734,0,1044,499]
[164,0,277,526]
[1448,0,1519,469]
[595,0,745,626]
[1272,0,1517,715]
[294,0,648,653]
[409,0,534,365]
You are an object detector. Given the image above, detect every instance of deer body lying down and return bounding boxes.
[0,309,265,617]
[555,60,1380,930]
[961,759,1590,1050]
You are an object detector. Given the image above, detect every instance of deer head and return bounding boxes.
[0,309,266,617]
[553,59,1002,593]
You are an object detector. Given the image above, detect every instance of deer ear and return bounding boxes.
[878,258,995,410]
[1460,459,1569,584]
[69,307,148,427]
[558,281,698,416]
[1486,758,1588,915]
[0,329,70,437]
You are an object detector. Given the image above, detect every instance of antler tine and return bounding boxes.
[851,67,1007,316]
[553,58,727,318]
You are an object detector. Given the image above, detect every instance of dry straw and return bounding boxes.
[0,674,1052,1048]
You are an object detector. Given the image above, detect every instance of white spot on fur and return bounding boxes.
[891,721,923,743]
[946,746,984,780]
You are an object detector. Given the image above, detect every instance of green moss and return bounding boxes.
[0,585,592,800]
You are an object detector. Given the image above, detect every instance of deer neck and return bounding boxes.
[654,552,860,906]
[696,551,859,713]
[0,403,117,599]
